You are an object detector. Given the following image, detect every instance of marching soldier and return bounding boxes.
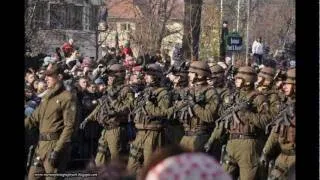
[80,64,134,166]
[127,63,171,173]
[172,60,220,152]
[205,66,271,180]
[166,63,188,145]
[260,68,295,180]
[255,67,282,117]
[127,65,146,142]
[205,64,232,159]
[25,64,77,180]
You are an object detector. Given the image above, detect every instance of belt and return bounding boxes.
[229,133,257,140]
[39,132,61,141]
[136,124,164,130]
[274,166,286,174]
[184,130,209,136]
[281,149,295,156]
[103,122,128,130]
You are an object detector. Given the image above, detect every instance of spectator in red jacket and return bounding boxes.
[121,41,133,58]
[62,39,75,58]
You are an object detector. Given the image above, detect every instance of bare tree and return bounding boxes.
[182,0,203,61]
[132,0,182,54]
[199,1,221,60]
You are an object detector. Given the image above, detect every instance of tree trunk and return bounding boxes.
[182,0,203,61]
[95,28,99,61]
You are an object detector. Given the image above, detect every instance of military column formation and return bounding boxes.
[25,58,295,180]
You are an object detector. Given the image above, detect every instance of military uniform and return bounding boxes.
[127,64,171,172]
[255,67,282,117]
[25,68,77,180]
[205,64,231,159]
[206,66,270,180]
[81,64,134,166]
[166,65,189,145]
[167,86,187,145]
[261,68,296,180]
[173,61,219,152]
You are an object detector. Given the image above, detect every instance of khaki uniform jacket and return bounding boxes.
[25,83,77,158]
[169,84,220,132]
[134,87,170,128]
[86,85,134,126]
[263,97,295,156]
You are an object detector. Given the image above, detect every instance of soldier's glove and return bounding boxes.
[79,118,88,129]
[49,150,59,168]
[259,154,268,167]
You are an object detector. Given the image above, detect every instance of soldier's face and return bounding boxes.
[45,75,59,89]
[207,78,214,86]
[235,78,243,88]
[283,83,295,96]
[144,74,153,84]
[108,76,116,86]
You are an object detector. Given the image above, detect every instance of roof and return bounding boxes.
[108,0,142,19]
[107,0,183,21]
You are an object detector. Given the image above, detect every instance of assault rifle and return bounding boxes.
[26,145,35,174]
[265,103,295,134]
[215,98,251,129]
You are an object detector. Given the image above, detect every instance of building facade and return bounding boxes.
[26,0,105,58]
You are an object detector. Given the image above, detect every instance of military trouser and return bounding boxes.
[28,141,71,180]
[166,124,184,145]
[95,126,127,167]
[127,129,165,173]
[222,139,259,180]
[268,153,295,180]
[180,133,210,152]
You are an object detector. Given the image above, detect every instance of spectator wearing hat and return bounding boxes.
[95,78,107,97]
[144,152,232,180]
[62,39,75,58]
[42,56,56,68]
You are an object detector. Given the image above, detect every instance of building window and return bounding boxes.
[50,3,66,29]
[50,3,83,30]
[120,23,131,31]
[33,1,48,29]
[120,24,127,31]
[90,5,99,30]
[66,4,83,30]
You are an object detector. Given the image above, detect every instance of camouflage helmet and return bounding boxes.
[284,68,295,84]
[107,64,126,77]
[258,67,276,81]
[211,64,225,78]
[145,63,163,76]
[189,61,211,77]
[235,66,257,83]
